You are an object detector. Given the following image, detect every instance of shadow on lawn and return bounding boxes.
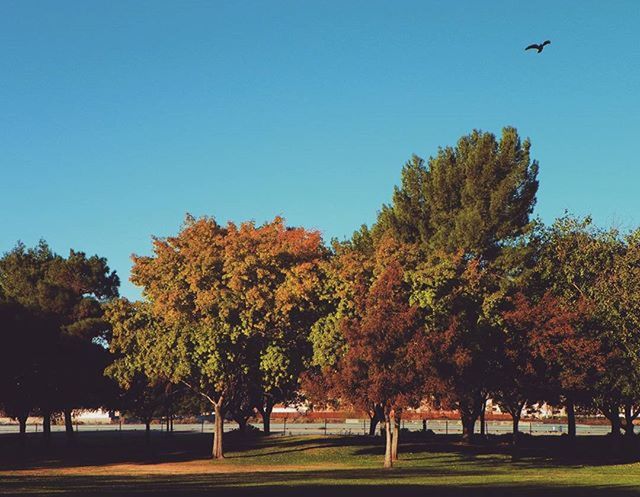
[1,430,639,472]
[353,433,640,467]
[0,430,212,470]
[228,432,640,467]
[2,470,640,497]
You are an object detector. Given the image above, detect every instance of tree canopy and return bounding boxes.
[376,127,538,259]
[112,216,326,457]
[0,240,119,436]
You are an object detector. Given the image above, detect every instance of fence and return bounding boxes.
[0,419,615,436]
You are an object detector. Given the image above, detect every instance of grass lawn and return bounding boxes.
[1,431,640,496]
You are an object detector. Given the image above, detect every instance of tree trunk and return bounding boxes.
[566,399,576,439]
[262,410,271,435]
[460,406,479,443]
[145,418,151,439]
[42,411,51,440]
[507,402,525,444]
[623,403,636,438]
[212,403,225,459]
[18,414,28,437]
[64,409,74,437]
[479,399,487,437]
[369,404,384,437]
[234,415,249,434]
[391,412,401,461]
[462,416,475,441]
[610,409,622,437]
[512,413,520,443]
[460,394,483,443]
[600,402,621,437]
[383,414,393,469]
[260,397,274,435]
[368,410,379,437]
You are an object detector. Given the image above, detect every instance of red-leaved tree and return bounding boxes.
[503,291,603,437]
[337,260,423,468]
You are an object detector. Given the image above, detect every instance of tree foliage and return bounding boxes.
[0,240,119,436]
[337,257,423,467]
[113,216,326,457]
[376,127,538,258]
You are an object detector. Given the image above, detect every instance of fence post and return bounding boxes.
[283,417,287,436]
[445,420,448,435]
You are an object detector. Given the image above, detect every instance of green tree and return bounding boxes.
[377,127,539,441]
[0,299,56,436]
[534,215,623,438]
[376,127,538,258]
[409,251,503,441]
[0,241,119,437]
[118,216,326,458]
[590,228,640,438]
[308,227,375,373]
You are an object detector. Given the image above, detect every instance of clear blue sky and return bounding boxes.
[1,1,639,299]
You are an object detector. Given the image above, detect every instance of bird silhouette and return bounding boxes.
[525,40,551,53]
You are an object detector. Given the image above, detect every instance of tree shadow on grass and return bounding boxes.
[353,434,640,467]
[2,470,640,497]
[2,431,639,474]
[0,431,213,470]
[225,434,382,459]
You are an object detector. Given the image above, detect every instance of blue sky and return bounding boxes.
[1,1,639,299]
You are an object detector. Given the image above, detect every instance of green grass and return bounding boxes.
[1,431,640,496]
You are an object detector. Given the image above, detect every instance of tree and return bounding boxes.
[409,252,502,441]
[535,216,628,438]
[0,241,119,438]
[375,127,539,441]
[498,292,597,442]
[118,375,167,437]
[376,127,538,259]
[305,226,381,432]
[119,216,326,458]
[494,293,545,442]
[338,258,423,468]
[0,299,56,437]
[590,229,640,438]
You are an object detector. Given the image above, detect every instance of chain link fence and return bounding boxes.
[0,419,616,436]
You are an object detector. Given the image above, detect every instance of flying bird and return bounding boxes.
[525,40,551,53]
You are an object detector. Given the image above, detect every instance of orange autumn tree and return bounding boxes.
[126,215,326,458]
